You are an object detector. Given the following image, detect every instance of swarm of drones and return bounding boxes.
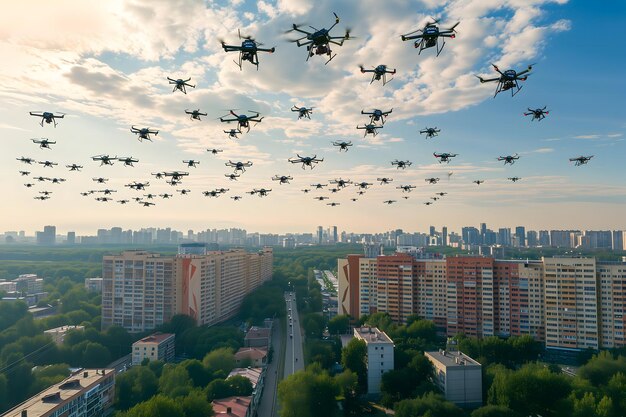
[17,11,593,209]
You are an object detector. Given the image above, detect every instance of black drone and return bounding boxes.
[163,171,189,181]
[220,110,263,132]
[425,178,440,184]
[508,177,521,182]
[356,190,366,195]
[524,107,549,121]
[117,200,130,204]
[424,201,433,205]
[126,181,150,190]
[207,148,223,155]
[226,160,253,173]
[32,138,56,149]
[177,189,191,195]
[292,105,313,119]
[383,200,397,205]
[362,109,392,125]
[183,160,200,168]
[49,178,65,184]
[185,109,207,121]
[391,160,412,169]
[38,160,57,168]
[329,187,340,193]
[473,180,484,185]
[17,157,35,164]
[160,193,173,199]
[225,173,240,181]
[434,152,458,163]
[23,183,35,188]
[359,65,396,86]
[252,188,272,197]
[302,189,311,194]
[357,123,383,137]
[140,201,155,207]
[420,127,440,139]
[289,154,323,169]
[272,175,293,184]
[314,196,329,201]
[225,129,242,139]
[95,197,112,203]
[569,155,594,166]
[98,189,116,195]
[19,171,31,176]
[286,12,351,64]
[92,155,116,166]
[118,156,138,167]
[231,196,243,201]
[377,177,393,185]
[311,183,327,189]
[34,195,50,201]
[401,19,459,56]
[332,140,353,152]
[330,178,352,188]
[435,192,447,196]
[327,202,341,207]
[498,154,520,165]
[144,193,157,200]
[203,190,225,198]
[477,63,533,97]
[221,29,275,70]
[39,191,53,196]
[30,111,65,127]
[397,185,416,192]
[33,176,49,182]
[92,177,108,184]
[66,164,83,171]
[355,182,372,190]
[130,126,159,142]
[167,77,195,94]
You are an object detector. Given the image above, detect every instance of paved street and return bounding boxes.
[283,292,304,378]
[256,318,283,417]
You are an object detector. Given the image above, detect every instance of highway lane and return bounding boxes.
[283,291,304,378]
[255,318,283,417]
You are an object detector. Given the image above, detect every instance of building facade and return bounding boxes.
[425,350,482,408]
[131,333,175,366]
[353,327,394,395]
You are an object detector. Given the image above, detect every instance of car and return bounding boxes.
[290,334,293,338]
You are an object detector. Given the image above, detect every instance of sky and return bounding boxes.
[2,0,626,235]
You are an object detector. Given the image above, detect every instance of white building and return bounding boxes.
[353,327,394,395]
[84,277,103,293]
[131,333,175,365]
[44,325,85,345]
[425,349,482,408]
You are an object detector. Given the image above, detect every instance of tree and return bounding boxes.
[0,301,28,331]
[202,347,235,375]
[82,342,111,367]
[341,338,367,394]
[180,359,211,387]
[471,405,519,417]
[306,340,336,369]
[301,313,325,339]
[395,392,464,417]
[159,365,193,398]
[0,374,8,411]
[115,365,159,410]
[226,375,253,396]
[182,389,214,417]
[119,395,185,417]
[365,312,394,332]
[327,315,350,335]
[578,351,626,387]
[278,365,339,417]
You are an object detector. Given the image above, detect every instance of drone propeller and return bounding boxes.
[344,27,353,39]
[450,22,460,31]
[284,23,308,34]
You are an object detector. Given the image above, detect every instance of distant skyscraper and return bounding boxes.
[66,231,75,245]
[429,226,436,236]
[462,227,480,245]
[36,225,56,245]
[515,226,526,247]
[498,228,512,246]
[317,226,323,245]
[527,231,538,247]
[442,227,448,247]
[613,231,626,251]
[333,226,338,243]
[539,230,550,246]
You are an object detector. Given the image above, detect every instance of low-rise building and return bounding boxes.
[353,326,394,395]
[44,325,84,345]
[235,347,268,367]
[2,369,115,417]
[212,396,252,417]
[84,277,103,293]
[228,367,264,415]
[244,326,271,348]
[425,349,482,408]
[131,333,175,366]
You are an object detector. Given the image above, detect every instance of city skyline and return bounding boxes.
[3,1,625,232]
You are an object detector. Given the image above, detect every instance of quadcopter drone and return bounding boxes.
[361,109,392,125]
[30,111,65,127]
[434,152,458,163]
[327,202,341,207]
[420,127,440,139]
[130,126,159,142]
[32,138,56,149]
[207,148,223,155]
[92,177,108,183]
[98,189,116,195]
[19,171,31,176]
[220,110,264,132]
[160,194,173,199]
[126,181,150,190]
[524,107,549,121]
[286,12,351,64]
[289,154,324,169]
[118,156,139,167]
[221,29,275,70]
[185,109,207,121]
[359,65,396,86]
[498,154,520,165]
[183,160,200,168]
[225,173,241,181]
[38,160,58,168]
[383,200,397,205]
[357,123,383,137]
[473,180,484,185]
[477,63,533,97]
[252,188,272,197]
[508,177,522,182]
[163,171,189,181]
[231,196,243,201]
[332,140,353,152]
[17,157,35,165]
[401,18,459,56]
[272,175,293,184]
[391,160,412,169]
[397,185,416,192]
[569,155,594,166]
[66,164,83,171]
[377,177,393,185]
[330,178,352,189]
[425,178,440,184]
[226,160,253,173]
[314,196,329,201]
[355,182,373,190]
[167,77,195,94]
[225,129,242,139]
[311,183,327,189]
[291,105,314,119]
[177,189,191,195]
[92,155,116,166]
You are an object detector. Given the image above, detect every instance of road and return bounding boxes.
[283,292,304,377]
[256,318,283,417]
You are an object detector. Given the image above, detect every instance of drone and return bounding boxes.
[378,177,393,185]
[329,188,340,193]
[166,179,181,186]
[351,198,358,202]
[311,183,327,189]
[163,171,189,181]
[95,197,112,203]
[177,189,191,195]
[24,183,35,188]
[477,63,533,97]
[152,172,165,179]
[424,201,433,205]
[524,107,549,121]
[140,201,155,207]
[420,127,440,139]
[92,155,116,166]
[253,188,272,197]
[286,12,351,64]
[425,178,440,184]
[383,200,397,205]
[430,197,440,201]
[224,129,242,139]
[330,178,352,188]
[131,197,143,202]
[225,173,241,181]
[332,140,353,152]
[434,152,458,163]
[17,157,35,165]
[569,155,594,166]
[49,178,65,184]
[302,189,311,193]
[92,177,108,183]
[207,148,223,155]
[291,105,314,119]
[314,196,329,201]
[32,138,56,149]
[185,109,207,121]
[356,190,366,196]
[216,188,229,194]
[473,180,484,185]
[359,65,396,86]
[220,110,264,133]
[19,171,31,176]
[397,185,416,192]
[391,160,412,169]
[355,182,373,190]
[221,29,275,70]
[66,164,83,171]
[130,126,159,142]
[30,111,65,127]
[357,123,383,137]
[34,195,50,201]
[126,181,150,190]
[144,193,157,200]
[117,200,130,204]
[498,154,520,165]
[33,176,49,182]
[183,160,200,168]
[231,196,243,201]
[39,191,53,196]
[167,77,195,94]
[80,191,93,197]
[435,192,447,197]
[508,177,522,182]
[99,188,116,195]
[327,202,341,207]
[361,109,392,125]
[400,19,459,57]
[226,160,253,173]
[289,154,324,169]
[38,160,58,168]
[118,156,139,167]
[203,190,223,198]
[272,175,293,184]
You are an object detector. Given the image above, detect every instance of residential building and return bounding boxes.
[15,274,44,294]
[376,253,416,324]
[425,349,482,408]
[353,327,394,395]
[597,262,626,348]
[212,397,252,417]
[84,277,103,293]
[235,347,267,367]
[44,325,84,345]
[36,225,56,245]
[244,326,271,348]
[228,367,264,415]
[131,333,175,366]
[2,369,115,417]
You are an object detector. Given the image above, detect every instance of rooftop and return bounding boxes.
[212,396,252,417]
[2,369,113,417]
[134,332,175,344]
[44,325,84,334]
[354,327,394,344]
[228,367,263,388]
[244,326,270,339]
[425,350,482,368]
[235,347,267,361]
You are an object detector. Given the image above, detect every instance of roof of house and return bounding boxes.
[212,396,252,416]
[244,326,270,340]
[235,347,267,361]
[134,332,175,344]
[228,367,263,388]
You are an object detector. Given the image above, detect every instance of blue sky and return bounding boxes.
[2,0,625,234]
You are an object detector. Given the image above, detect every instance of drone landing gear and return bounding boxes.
[325,53,337,65]
[436,39,446,57]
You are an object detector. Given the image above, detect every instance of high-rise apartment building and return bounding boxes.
[317,226,323,245]
[515,226,526,247]
[36,225,56,245]
[527,230,538,247]
[597,262,626,348]
[539,230,550,246]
